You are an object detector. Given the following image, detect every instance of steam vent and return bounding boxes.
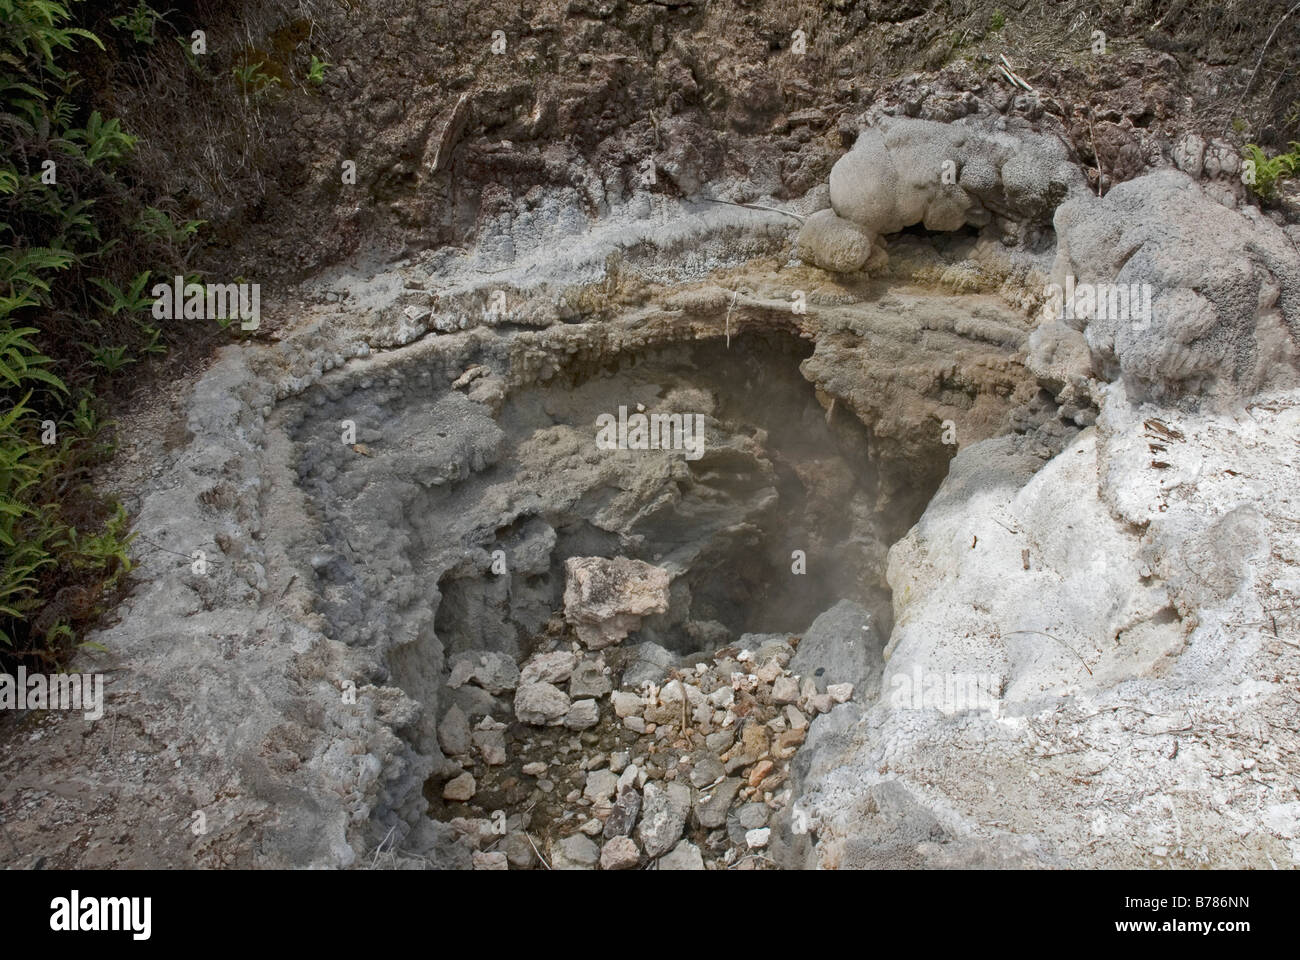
[2,0,1299,917]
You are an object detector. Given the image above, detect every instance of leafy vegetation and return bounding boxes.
[109,1,169,46]
[232,59,280,100]
[307,54,327,87]
[0,0,202,665]
[1243,142,1300,201]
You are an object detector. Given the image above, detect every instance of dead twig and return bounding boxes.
[526,831,551,870]
[370,825,396,869]
[1005,629,1094,676]
[724,287,738,348]
[134,535,225,566]
[696,197,806,223]
[999,55,1035,93]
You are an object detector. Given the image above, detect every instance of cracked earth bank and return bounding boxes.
[5,100,1300,868]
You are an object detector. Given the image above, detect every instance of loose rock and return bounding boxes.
[514,681,571,725]
[603,785,642,838]
[437,704,472,757]
[563,556,671,649]
[600,835,640,870]
[611,691,643,717]
[695,777,743,829]
[637,780,692,858]
[503,832,536,869]
[583,768,619,805]
[520,650,578,686]
[471,717,507,766]
[552,833,600,870]
[448,650,520,695]
[564,698,600,730]
[771,676,800,704]
[736,803,769,830]
[442,772,476,801]
[569,660,613,698]
[658,839,705,870]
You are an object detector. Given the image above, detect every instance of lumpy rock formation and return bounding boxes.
[799,118,1084,272]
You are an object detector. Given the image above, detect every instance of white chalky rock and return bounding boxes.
[564,698,600,730]
[513,682,571,726]
[520,650,578,685]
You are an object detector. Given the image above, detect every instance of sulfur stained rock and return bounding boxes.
[600,835,640,870]
[563,556,671,649]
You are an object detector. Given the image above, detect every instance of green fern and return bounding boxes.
[1,0,183,661]
[232,60,280,100]
[134,206,204,246]
[78,341,134,374]
[66,110,136,166]
[1243,142,1300,201]
[88,270,152,315]
[307,54,328,86]
[109,2,168,46]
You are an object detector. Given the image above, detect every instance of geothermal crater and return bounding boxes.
[7,80,1297,871]
[283,316,959,867]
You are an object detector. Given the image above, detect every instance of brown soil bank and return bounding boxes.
[96,0,1300,286]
